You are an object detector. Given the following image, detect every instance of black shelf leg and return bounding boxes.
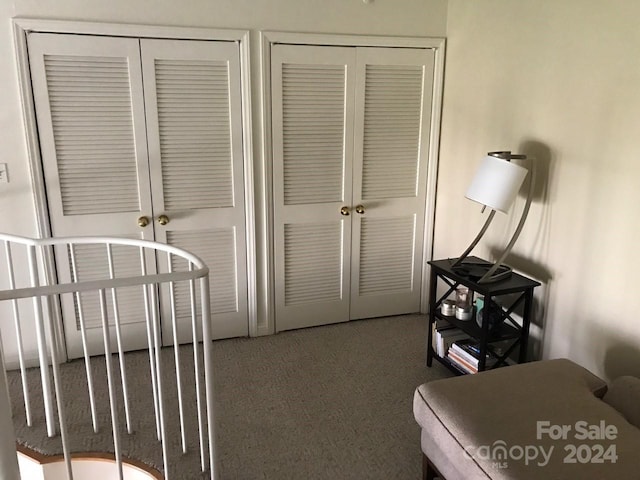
[426,269,438,367]
[519,288,534,363]
[477,294,490,371]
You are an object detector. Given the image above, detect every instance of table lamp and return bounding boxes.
[452,151,536,283]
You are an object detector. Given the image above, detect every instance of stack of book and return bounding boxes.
[446,339,496,374]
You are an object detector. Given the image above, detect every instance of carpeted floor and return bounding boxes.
[7,314,452,479]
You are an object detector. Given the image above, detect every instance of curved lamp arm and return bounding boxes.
[478,157,537,283]
[451,209,497,268]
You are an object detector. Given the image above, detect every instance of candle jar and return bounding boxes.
[455,286,471,309]
[455,286,473,321]
[440,299,456,316]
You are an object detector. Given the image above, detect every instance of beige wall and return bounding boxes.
[0,0,447,364]
[440,0,640,379]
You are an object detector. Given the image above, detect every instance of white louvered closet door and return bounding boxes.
[272,45,357,331]
[350,47,435,319]
[27,33,156,357]
[140,39,248,342]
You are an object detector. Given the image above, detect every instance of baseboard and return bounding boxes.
[3,353,46,371]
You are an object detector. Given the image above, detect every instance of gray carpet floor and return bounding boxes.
[7,314,452,479]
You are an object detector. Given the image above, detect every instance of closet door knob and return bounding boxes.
[137,216,150,227]
[157,214,170,225]
[355,205,365,214]
[340,206,350,216]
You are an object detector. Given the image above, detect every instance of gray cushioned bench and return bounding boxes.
[413,359,640,479]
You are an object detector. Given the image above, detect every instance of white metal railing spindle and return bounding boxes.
[106,243,133,434]
[98,288,124,480]
[69,244,99,433]
[0,332,21,480]
[46,289,74,480]
[140,248,161,441]
[26,244,56,438]
[167,252,188,454]
[3,240,32,427]
[150,284,170,479]
[201,275,217,479]
[189,262,206,472]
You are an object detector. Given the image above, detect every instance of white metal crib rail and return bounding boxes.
[0,233,217,480]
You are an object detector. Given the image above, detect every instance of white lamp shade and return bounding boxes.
[465,155,528,213]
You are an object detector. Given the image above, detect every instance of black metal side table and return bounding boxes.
[427,257,541,374]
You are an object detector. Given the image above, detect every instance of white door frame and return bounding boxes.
[259,31,446,335]
[12,18,259,352]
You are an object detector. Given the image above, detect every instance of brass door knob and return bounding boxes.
[340,206,350,216]
[138,216,150,227]
[355,205,365,214]
[157,214,170,225]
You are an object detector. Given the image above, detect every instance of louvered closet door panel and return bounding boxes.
[284,223,343,305]
[27,33,153,236]
[272,44,357,331]
[68,243,147,329]
[163,229,240,343]
[358,216,417,295]
[281,63,346,205]
[56,241,154,358]
[350,47,435,319]
[140,39,248,341]
[27,33,155,358]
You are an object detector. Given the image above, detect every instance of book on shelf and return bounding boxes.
[431,318,456,346]
[449,342,481,367]
[450,338,509,369]
[447,358,474,375]
[434,327,470,358]
[446,350,477,374]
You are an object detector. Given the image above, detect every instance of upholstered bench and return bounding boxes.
[413,359,640,479]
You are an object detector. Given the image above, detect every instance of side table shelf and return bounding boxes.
[427,257,540,375]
